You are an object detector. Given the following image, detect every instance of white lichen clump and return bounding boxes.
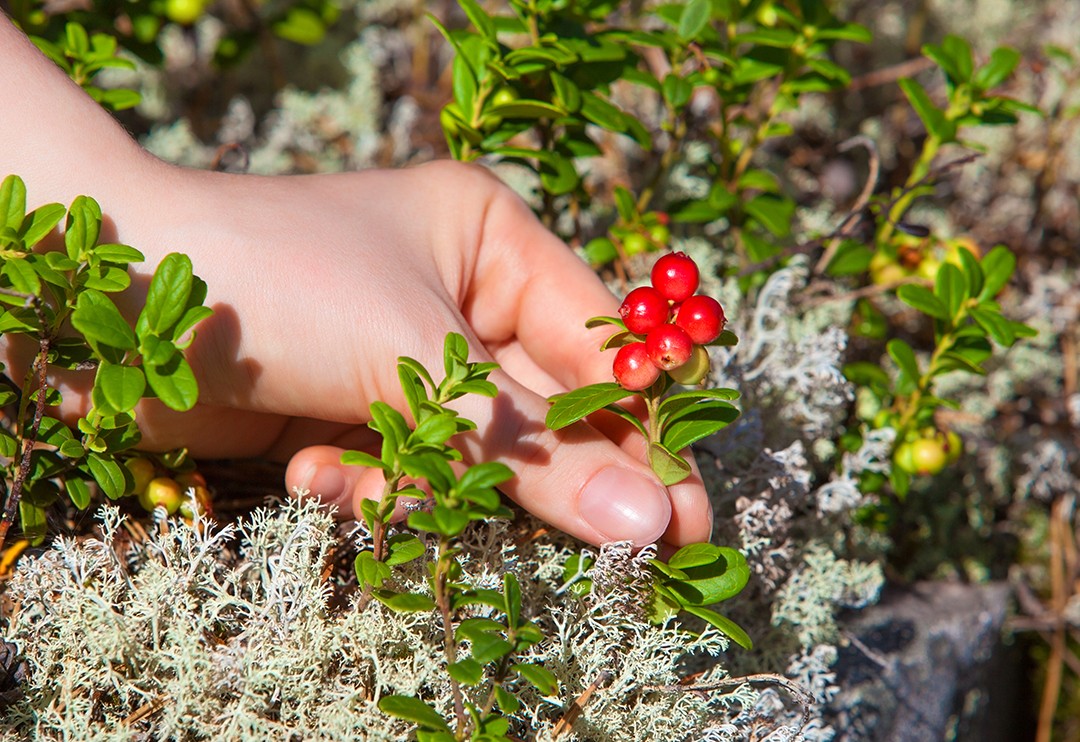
[1,500,762,740]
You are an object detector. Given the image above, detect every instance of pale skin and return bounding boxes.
[0,18,712,548]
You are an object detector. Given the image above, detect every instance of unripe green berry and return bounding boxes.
[668,345,711,385]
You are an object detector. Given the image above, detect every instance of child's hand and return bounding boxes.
[151,163,711,548]
[0,21,711,548]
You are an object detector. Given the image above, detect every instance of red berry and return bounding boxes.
[675,295,725,344]
[651,252,699,302]
[618,286,670,335]
[645,324,693,371]
[613,342,660,391]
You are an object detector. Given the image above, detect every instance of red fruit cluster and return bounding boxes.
[613,253,726,390]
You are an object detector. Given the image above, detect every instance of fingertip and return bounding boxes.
[285,445,365,518]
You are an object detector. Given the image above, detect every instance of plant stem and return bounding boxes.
[434,538,467,735]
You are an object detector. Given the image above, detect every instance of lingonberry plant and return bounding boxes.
[0,174,212,549]
[548,251,737,487]
[347,332,751,739]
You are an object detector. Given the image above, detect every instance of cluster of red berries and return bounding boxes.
[613,253,726,391]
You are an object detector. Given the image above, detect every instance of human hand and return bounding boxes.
[5,160,712,549]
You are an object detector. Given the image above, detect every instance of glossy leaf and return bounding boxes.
[72,289,136,350]
[93,362,146,415]
[978,245,1016,300]
[934,262,968,320]
[649,442,692,485]
[546,382,632,430]
[19,203,65,247]
[374,589,436,613]
[87,453,126,500]
[682,604,753,649]
[513,663,559,696]
[355,551,392,588]
[0,175,27,231]
[378,695,451,732]
[660,399,740,452]
[385,533,426,565]
[65,477,92,510]
[886,339,920,384]
[448,658,485,686]
[897,284,949,320]
[137,252,193,336]
[144,344,199,411]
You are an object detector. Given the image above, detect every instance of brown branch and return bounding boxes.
[552,670,612,738]
[799,274,925,308]
[849,57,936,92]
[813,136,881,275]
[650,672,815,734]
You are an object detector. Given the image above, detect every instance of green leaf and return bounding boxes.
[65,477,92,510]
[93,243,145,264]
[897,284,949,320]
[489,99,566,119]
[378,695,451,732]
[678,0,711,40]
[513,663,559,696]
[495,685,521,714]
[585,315,628,331]
[660,400,740,451]
[503,573,522,628]
[744,194,794,237]
[64,196,102,261]
[93,362,146,415]
[886,338,920,384]
[87,453,126,500]
[825,240,873,276]
[898,78,951,141]
[937,350,986,375]
[72,289,136,350]
[81,265,131,292]
[470,632,513,664]
[411,413,458,446]
[457,0,495,38]
[0,175,27,231]
[448,658,485,686]
[546,383,632,430]
[385,533,426,566]
[355,550,392,588]
[978,245,1016,300]
[665,547,750,605]
[3,259,40,295]
[649,442,692,486]
[272,7,327,45]
[143,344,199,411]
[19,203,65,247]
[432,504,470,536]
[374,589,436,613]
[934,262,968,320]
[956,245,984,298]
[667,542,724,570]
[137,253,193,337]
[970,307,1016,346]
[458,462,514,492]
[682,604,753,649]
[973,46,1020,91]
[18,500,47,545]
[456,617,506,642]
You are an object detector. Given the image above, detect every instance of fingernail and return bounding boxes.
[578,467,671,545]
[298,464,347,504]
